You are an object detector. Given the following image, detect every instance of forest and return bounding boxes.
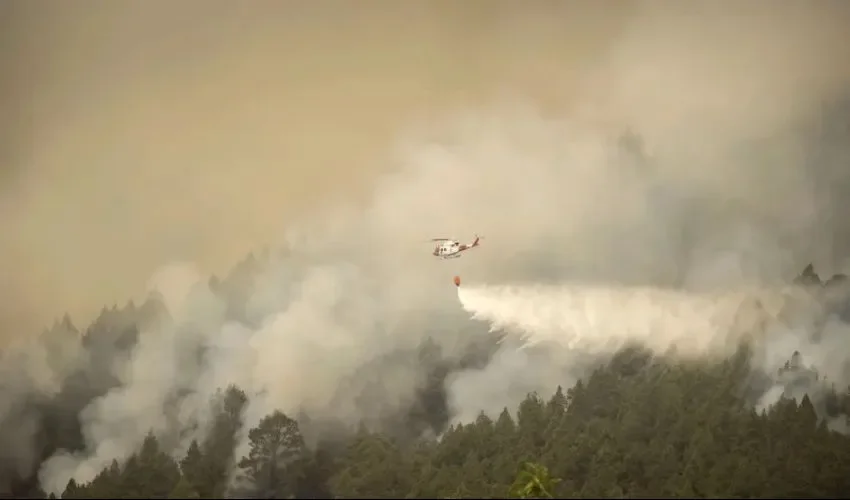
[57,345,850,499]
[2,257,850,499]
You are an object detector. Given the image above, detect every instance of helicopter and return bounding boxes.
[430,235,481,259]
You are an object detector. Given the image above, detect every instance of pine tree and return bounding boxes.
[179,440,204,495]
[237,410,307,498]
[197,385,248,497]
[168,476,200,499]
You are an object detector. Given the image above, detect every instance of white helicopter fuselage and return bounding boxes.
[434,241,462,258]
[432,235,480,259]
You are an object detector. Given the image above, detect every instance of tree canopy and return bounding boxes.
[5,253,850,499]
[54,342,850,499]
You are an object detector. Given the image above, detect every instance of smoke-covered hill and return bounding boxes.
[2,252,850,496]
[4,2,850,496]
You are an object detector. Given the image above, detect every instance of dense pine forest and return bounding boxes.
[8,2,850,498]
[2,257,850,499]
[59,348,850,499]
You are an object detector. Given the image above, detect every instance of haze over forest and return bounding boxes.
[2,1,850,497]
[2,1,635,336]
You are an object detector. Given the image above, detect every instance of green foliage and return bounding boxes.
[59,344,850,499]
[509,462,560,498]
[168,477,199,499]
[178,440,203,496]
[236,410,307,498]
[66,433,181,499]
[196,385,248,498]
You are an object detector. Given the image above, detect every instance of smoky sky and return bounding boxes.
[0,1,633,340]
[3,1,850,494]
[4,1,849,341]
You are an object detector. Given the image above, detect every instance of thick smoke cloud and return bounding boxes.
[2,0,850,495]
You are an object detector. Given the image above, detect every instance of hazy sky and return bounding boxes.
[0,1,630,337]
[3,1,850,341]
[5,3,850,492]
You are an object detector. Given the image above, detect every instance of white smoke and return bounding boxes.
[38,264,227,494]
[31,104,850,494]
[35,105,850,495]
[18,3,850,494]
[36,254,461,494]
[454,279,850,423]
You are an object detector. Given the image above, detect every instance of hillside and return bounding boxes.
[1,259,849,498]
[58,346,850,498]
